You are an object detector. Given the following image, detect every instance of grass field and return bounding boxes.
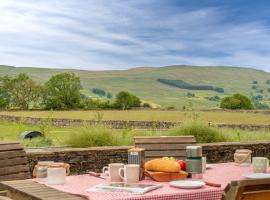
[1,65,270,109]
[1,121,270,148]
[0,110,270,124]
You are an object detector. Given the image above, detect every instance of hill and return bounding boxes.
[0,65,270,109]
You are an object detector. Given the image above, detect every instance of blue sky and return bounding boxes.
[0,0,270,71]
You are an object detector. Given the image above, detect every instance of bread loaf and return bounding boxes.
[144,170,188,182]
[144,159,180,173]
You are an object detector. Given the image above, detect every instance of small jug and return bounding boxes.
[234,149,252,166]
[33,161,54,180]
[47,162,70,185]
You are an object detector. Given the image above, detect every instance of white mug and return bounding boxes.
[252,157,269,173]
[118,164,140,183]
[103,163,124,182]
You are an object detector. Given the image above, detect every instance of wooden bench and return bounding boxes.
[223,178,270,200]
[0,142,85,200]
[0,142,31,182]
[134,136,196,161]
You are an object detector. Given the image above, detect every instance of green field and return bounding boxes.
[0,110,270,125]
[1,65,270,109]
[1,120,270,148]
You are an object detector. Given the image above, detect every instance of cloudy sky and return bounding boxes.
[0,0,270,71]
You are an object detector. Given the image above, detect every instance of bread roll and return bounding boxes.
[144,159,180,173]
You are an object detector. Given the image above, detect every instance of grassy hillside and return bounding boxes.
[1,65,270,109]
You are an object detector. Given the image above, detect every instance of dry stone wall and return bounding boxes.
[0,114,270,130]
[26,141,270,175]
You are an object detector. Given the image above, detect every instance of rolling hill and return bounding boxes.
[0,65,270,109]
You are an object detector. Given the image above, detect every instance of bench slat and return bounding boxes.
[0,173,31,181]
[137,143,195,150]
[0,157,28,168]
[0,150,26,160]
[0,165,30,176]
[134,136,196,144]
[0,144,23,152]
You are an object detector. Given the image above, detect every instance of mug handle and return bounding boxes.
[118,167,125,181]
[32,165,37,177]
[64,163,70,175]
[102,166,109,174]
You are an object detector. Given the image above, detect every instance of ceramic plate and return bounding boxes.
[169,180,205,189]
[243,172,270,179]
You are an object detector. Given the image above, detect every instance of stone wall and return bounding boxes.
[26,146,130,175]
[0,115,176,130]
[26,141,270,175]
[1,114,270,130]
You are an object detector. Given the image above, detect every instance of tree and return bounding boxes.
[220,93,253,110]
[44,73,81,109]
[0,73,42,109]
[107,92,112,99]
[114,91,140,110]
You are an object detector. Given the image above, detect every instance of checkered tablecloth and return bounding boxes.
[36,163,265,200]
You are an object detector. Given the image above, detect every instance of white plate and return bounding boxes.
[243,172,270,179]
[169,180,205,189]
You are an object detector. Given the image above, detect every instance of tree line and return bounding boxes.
[157,78,224,93]
[0,73,141,110]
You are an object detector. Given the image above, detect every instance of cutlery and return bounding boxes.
[88,171,106,180]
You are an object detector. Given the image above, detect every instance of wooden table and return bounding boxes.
[0,179,86,200]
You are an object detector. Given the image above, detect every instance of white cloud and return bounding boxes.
[0,0,269,72]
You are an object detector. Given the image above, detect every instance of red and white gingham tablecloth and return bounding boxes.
[36,163,268,200]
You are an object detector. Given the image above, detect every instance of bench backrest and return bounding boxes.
[223,178,270,200]
[134,136,196,161]
[0,142,31,181]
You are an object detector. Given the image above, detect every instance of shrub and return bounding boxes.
[187,92,195,98]
[107,92,112,99]
[206,96,220,101]
[167,106,175,110]
[92,88,106,97]
[266,80,270,85]
[220,93,253,109]
[253,80,258,84]
[64,126,116,147]
[253,101,269,109]
[63,125,132,147]
[252,85,257,90]
[21,137,53,147]
[253,95,263,101]
[268,88,270,93]
[257,89,264,94]
[168,122,227,143]
[80,98,112,109]
[114,91,141,110]
[142,102,151,108]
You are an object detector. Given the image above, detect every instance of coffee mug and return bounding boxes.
[118,164,140,183]
[103,163,124,182]
[252,157,269,173]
